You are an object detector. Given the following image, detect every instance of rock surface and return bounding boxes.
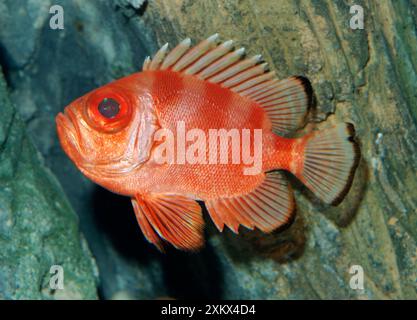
[0,69,98,299]
[0,0,416,299]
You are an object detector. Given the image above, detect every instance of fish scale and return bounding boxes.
[56,35,360,251]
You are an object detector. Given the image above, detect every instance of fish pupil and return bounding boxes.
[98,98,120,119]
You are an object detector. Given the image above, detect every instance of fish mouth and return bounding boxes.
[56,110,118,179]
[56,100,158,180]
[56,108,82,163]
[56,107,143,178]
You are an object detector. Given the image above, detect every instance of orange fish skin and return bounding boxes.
[57,70,296,200]
[56,35,359,250]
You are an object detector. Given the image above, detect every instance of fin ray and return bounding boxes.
[184,40,234,75]
[172,34,219,72]
[198,48,245,79]
[131,194,204,251]
[131,198,165,251]
[293,123,360,205]
[143,36,312,135]
[160,38,191,70]
[206,172,294,233]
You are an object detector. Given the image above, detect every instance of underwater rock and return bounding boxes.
[0,69,98,299]
[0,0,167,300]
[0,0,51,69]
[0,0,415,299]
[142,0,417,299]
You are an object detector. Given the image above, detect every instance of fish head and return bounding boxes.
[56,76,159,184]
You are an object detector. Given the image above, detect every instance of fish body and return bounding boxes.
[56,35,360,251]
[85,70,286,198]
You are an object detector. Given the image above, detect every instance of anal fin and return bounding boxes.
[131,194,204,251]
[206,172,295,233]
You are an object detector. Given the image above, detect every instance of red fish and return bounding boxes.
[56,35,360,251]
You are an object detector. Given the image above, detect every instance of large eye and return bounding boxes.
[84,88,133,133]
[98,98,120,119]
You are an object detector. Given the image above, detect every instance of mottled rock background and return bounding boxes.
[0,0,416,299]
[0,69,98,299]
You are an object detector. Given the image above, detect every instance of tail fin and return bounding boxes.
[293,123,360,205]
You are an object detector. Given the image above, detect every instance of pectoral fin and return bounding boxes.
[131,194,204,251]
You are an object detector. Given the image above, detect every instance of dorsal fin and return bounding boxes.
[143,35,312,135]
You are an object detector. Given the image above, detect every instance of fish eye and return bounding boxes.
[98,98,120,119]
[85,88,133,133]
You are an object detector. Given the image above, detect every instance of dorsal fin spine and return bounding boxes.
[198,47,245,79]
[172,34,219,72]
[184,40,234,75]
[208,54,262,83]
[149,43,169,70]
[142,56,151,71]
[144,36,311,135]
[160,38,191,70]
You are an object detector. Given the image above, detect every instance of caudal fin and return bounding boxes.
[294,123,360,205]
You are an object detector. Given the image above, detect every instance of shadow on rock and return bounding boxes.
[92,188,224,299]
[214,207,306,265]
[321,156,369,228]
[91,186,160,264]
[289,136,368,228]
[159,205,224,299]
[161,241,224,299]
